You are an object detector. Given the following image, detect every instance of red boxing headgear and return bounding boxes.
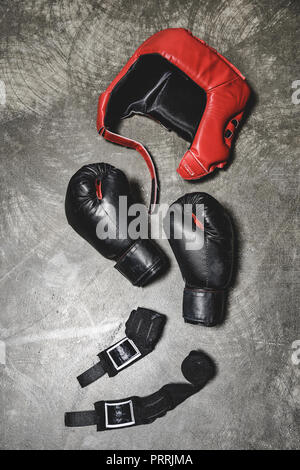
[97,28,251,211]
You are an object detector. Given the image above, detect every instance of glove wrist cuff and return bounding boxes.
[114,239,166,287]
[183,288,225,327]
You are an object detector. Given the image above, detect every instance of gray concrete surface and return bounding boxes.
[0,0,299,450]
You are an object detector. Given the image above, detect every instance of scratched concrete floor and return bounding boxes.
[0,0,299,450]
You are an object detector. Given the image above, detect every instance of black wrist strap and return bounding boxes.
[65,391,171,430]
[77,362,106,388]
[65,410,98,427]
[114,239,166,287]
[77,308,166,388]
[66,351,215,431]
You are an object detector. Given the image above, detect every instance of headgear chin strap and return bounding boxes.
[98,126,158,214]
[77,308,166,388]
[65,351,215,430]
[97,28,251,212]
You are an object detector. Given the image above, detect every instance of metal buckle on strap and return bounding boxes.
[106,338,141,371]
[104,400,135,428]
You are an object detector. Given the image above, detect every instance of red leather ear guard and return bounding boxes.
[97,28,250,210]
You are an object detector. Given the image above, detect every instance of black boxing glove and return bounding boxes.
[65,163,166,286]
[164,193,234,326]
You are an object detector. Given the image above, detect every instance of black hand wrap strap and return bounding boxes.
[65,410,98,427]
[77,362,106,387]
[65,351,215,431]
[77,308,166,388]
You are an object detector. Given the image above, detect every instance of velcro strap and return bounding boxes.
[65,410,98,427]
[114,239,165,287]
[183,288,225,327]
[77,362,106,388]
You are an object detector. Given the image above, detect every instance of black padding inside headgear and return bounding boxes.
[105,54,207,142]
